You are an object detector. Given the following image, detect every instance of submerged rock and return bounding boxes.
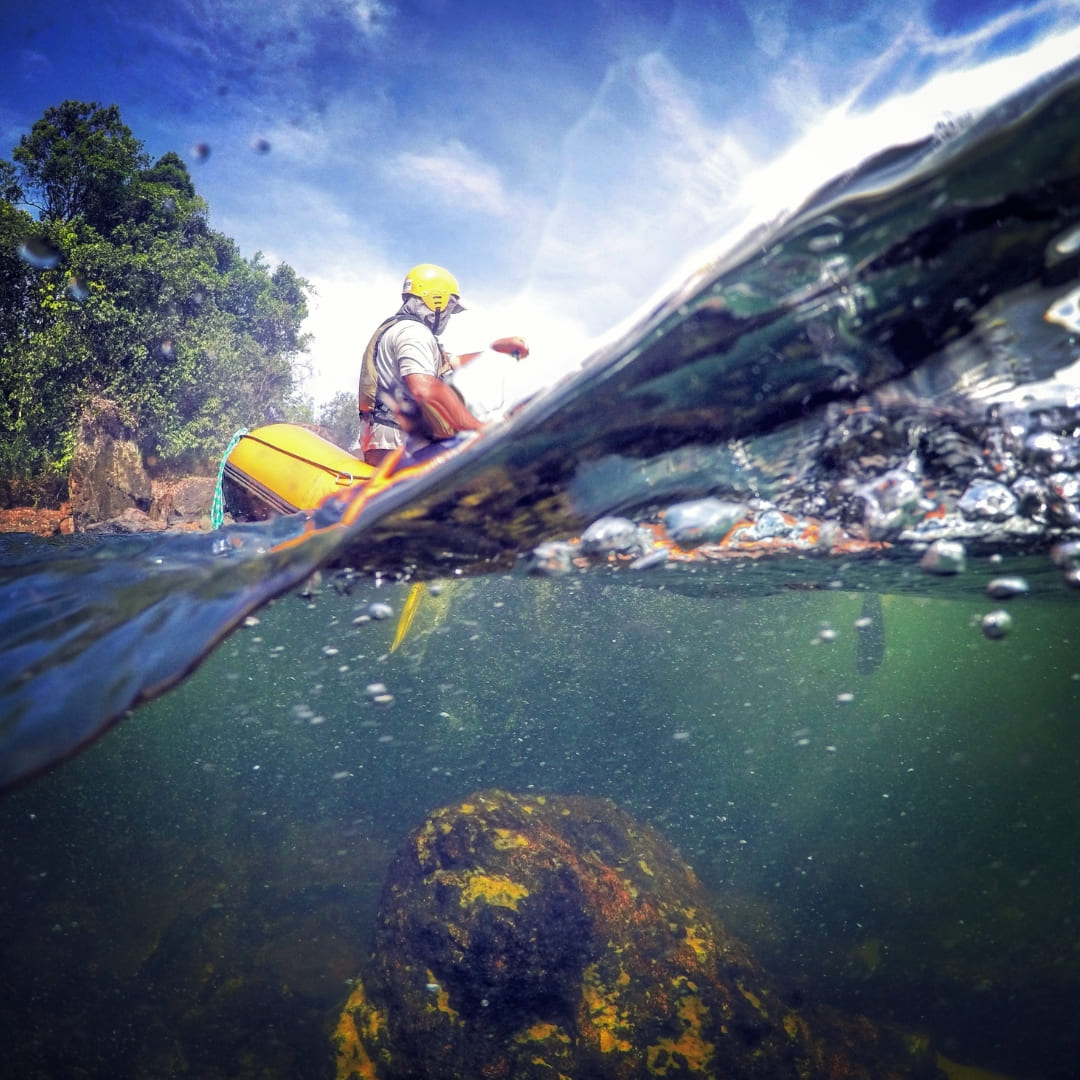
[334,790,943,1080]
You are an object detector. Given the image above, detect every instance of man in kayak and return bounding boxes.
[357,263,528,466]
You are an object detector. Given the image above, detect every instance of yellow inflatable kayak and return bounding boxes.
[223,423,375,518]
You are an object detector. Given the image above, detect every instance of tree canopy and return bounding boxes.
[0,100,314,494]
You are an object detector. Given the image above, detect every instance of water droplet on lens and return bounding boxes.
[66,275,89,301]
[18,237,61,269]
[251,136,271,154]
[190,142,211,163]
[981,610,1012,640]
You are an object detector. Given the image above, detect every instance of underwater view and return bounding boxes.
[6,4,1080,1080]
[3,553,1080,1079]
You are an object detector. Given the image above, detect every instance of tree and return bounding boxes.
[317,391,361,450]
[12,101,148,232]
[0,100,313,491]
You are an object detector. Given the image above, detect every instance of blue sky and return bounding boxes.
[3,0,1080,406]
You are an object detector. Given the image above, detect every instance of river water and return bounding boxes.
[4,55,1080,1080]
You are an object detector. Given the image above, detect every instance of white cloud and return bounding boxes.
[734,18,1080,230]
[300,265,595,409]
[387,140,511,217]
[348,0,394,38]
[302,268,402,406]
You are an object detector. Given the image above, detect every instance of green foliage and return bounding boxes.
[316,390,361,450]
[0,99,313,486]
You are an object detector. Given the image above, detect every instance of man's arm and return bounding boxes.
[403,372,484,438]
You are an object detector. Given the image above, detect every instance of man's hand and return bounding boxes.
[490,336,529,359]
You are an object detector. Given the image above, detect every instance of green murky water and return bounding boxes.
[2,556,1077,1077]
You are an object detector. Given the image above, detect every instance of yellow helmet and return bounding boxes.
[402,263,464,312]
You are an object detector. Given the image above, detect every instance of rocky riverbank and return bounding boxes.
[0,476,218,538]
[0,398,219,538]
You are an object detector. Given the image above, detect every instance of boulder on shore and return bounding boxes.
[150,476,218,530]
[68,398,153,532]
[61,398,217,532]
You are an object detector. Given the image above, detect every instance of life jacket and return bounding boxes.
[357,312,423,418]
[357,312,455,424]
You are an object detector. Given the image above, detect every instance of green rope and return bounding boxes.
[210,427,248,530]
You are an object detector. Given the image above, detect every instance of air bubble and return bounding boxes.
[1049,224,1080,263]
[920,539,966,575]
[986,576,1029,600]
[981,610,1012,640]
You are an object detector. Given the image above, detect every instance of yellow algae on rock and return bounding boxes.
[647,990,714,1075]
[460,870,529,910]
[333,789,949,1079]
[516,1021,571,1044]
[678,910,712,964]
[334,981,387,1080]
[737,979,769,1018]
[424,968,459,1021]
[782,1010,809,1041]
[582,962,633,1054]
[493,827,530,850]
[936,1052,1015,1080]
